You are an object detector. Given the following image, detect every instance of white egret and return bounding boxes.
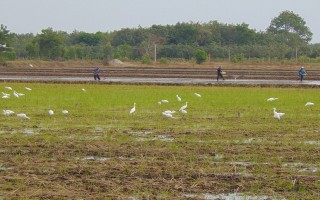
[48,110,54,116]
[13,91,19,98]
[29,64,33,67]
[161,100,169,103]
[267,98,278,102]
[2,94,10,99]
[194,93,201,97]
[176,95,181,102]
[3,110,14,116]
[305,102,314,106]
[179,102,188,111]
[273,108,285,120]
[180,109,187,114]
[2,92,10,96]
[162,111,176,119]
[81,88,86,92]
[163,110,176,114]
[130,103,136,114]
[158,101,162,105]
[17,113,30,120]
[5,86,12,90]
[25,87,32,91]
[62,110,69,115]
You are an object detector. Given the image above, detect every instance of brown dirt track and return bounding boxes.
[1,64,320,81]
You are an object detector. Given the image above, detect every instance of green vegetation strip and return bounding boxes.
[0,83,319,199]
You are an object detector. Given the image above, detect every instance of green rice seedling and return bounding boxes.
[1,82,320,199]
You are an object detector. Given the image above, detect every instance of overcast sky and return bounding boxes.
[1,0,319,43]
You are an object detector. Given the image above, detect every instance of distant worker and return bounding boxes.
[298,67,307,82]
[93,67,101,81]
[217,66,225,81]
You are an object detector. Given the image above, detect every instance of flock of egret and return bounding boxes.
[2,85,316,121]
[130,93,199,119]
[2,86,69,120]
[268,97,315,120]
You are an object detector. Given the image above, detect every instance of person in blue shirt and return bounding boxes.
[93,67,101,81]
[298,67,307,81]
[217,66,225,81]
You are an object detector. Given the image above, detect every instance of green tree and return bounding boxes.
[35,28,64,59]
[194,49,207,64]
[267,11,313,46]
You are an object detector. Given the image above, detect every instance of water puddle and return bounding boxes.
[136,135,174,142]
[282,162,318,173]
[183,192,269,200]
[304,141,320,145]
[74,156,110,161]
[0,166,14,171]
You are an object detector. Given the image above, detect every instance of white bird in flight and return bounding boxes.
[176,95,181,102]
[62,110,69,115]
[267,97,278,102]
[194,93,201,97]
[305,102,314,106]
[48,110,54,116]
[17,113,30,120]
[179,102,188,111]
[130,103,136,114]
[273,108,285,120]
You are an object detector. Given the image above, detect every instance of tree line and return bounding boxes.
[1,11,319,64]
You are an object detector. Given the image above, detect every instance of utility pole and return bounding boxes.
[154,44,157,62]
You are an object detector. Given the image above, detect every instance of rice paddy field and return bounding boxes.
[0,82,320,199]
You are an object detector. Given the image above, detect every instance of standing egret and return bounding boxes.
[48,110,54,116]
[62,110,69,115]
[81,88,86,92]
[2,94,10,99]
[267,98,278,102]
[161,100,169,103]
[273,108,285,120]
[17,113,30,120]
[13,91,19,98]
[305,102,314,106]
[130,103,136,114]
[176,95,181,102]
[194,93,201,97]
[25,87,32,91]
[179,102,188,111]
[29,64,33,67]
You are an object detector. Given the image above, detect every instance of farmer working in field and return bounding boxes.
[298,67,307,82]
[93,67,101,81]
[217,66,225,81]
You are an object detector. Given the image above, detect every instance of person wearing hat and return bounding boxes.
[298,67,307,81]
[216,66,225,81]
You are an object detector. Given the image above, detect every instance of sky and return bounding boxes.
[1,0,319,43]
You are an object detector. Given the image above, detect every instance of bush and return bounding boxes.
[194,49,207,64]
[159,57,168,64]
[141,55,151,64]
[231,54,245,63]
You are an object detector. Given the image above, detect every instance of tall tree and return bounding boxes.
[267,11,312,46]
[35,28,64,59]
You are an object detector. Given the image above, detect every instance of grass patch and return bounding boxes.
[0,82,320,199]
